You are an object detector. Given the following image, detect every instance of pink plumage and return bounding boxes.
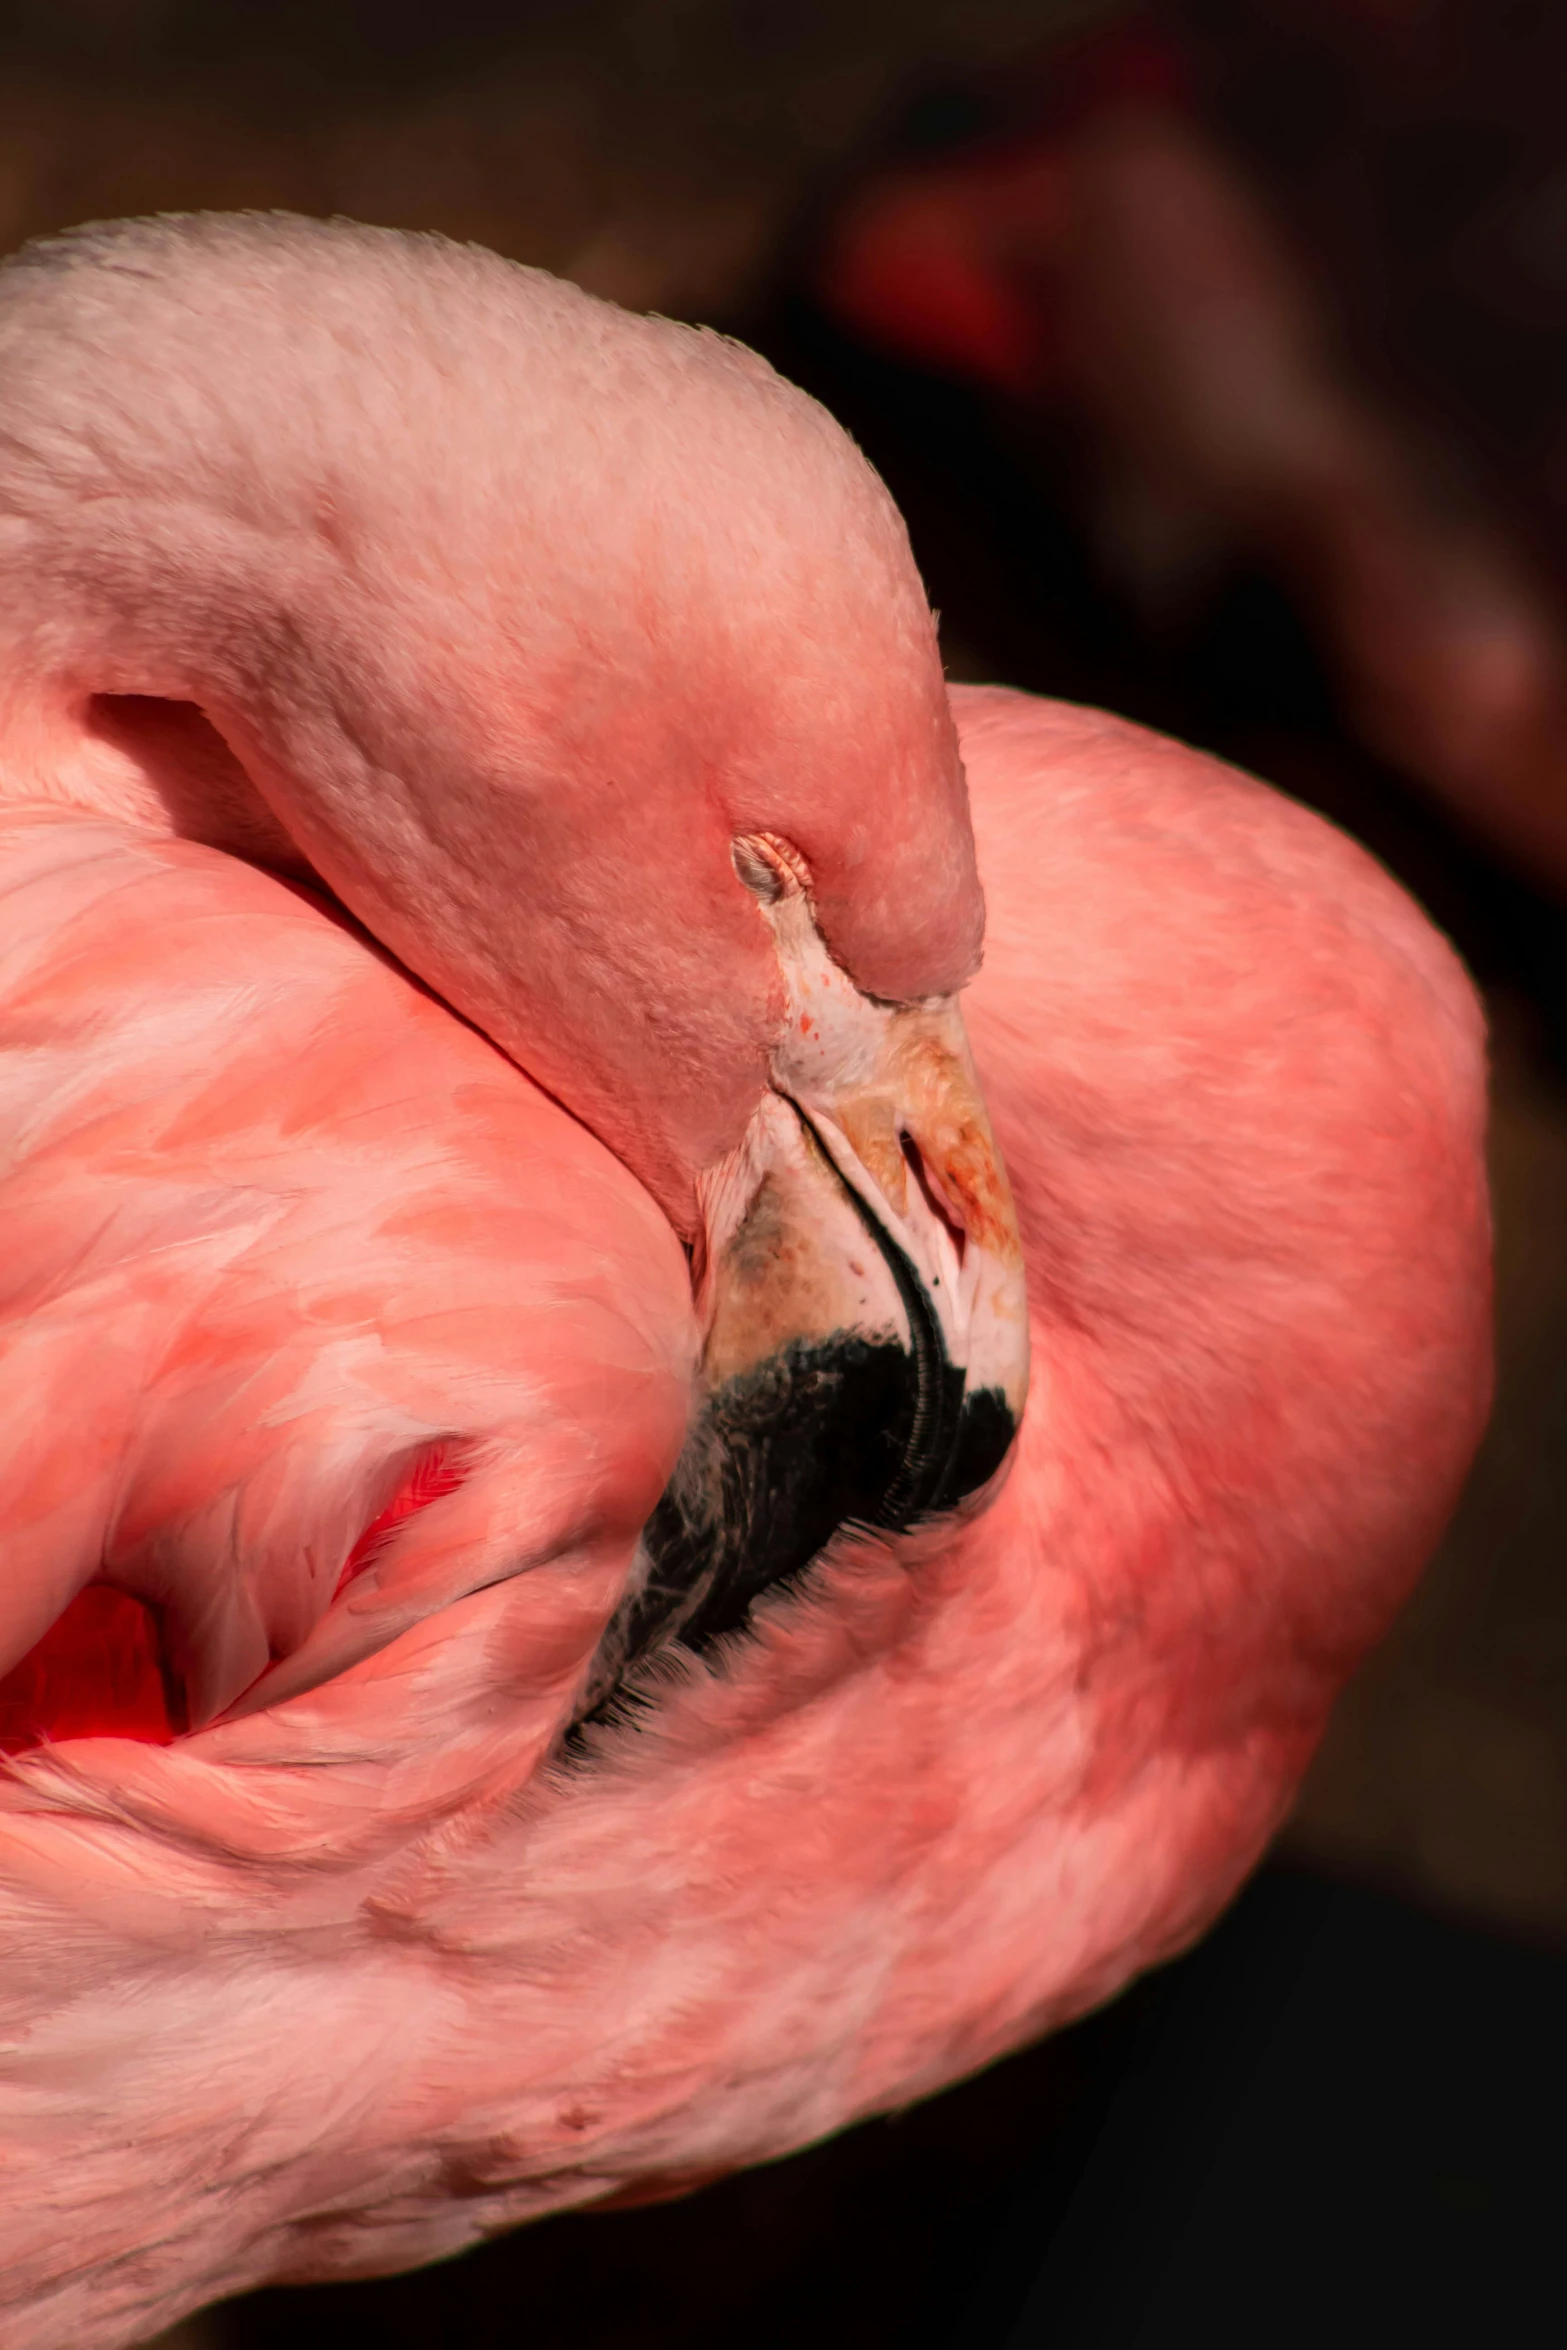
[0,216,1488,2348]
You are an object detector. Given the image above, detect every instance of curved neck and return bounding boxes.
[0,216,981,1231]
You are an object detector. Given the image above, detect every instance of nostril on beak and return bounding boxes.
[900,1130,967,1268]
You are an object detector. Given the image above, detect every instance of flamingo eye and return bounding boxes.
[732,833,809,904]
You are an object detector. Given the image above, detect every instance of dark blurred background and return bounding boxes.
[6,5,1557,2344]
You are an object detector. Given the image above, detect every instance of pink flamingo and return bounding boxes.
[0,218,1488,2348]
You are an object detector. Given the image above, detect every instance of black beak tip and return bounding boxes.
[571,1332,1021,1746]
[931,1385,1020,1515]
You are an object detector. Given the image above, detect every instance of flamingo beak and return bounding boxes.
[575,857,1028,1726]
[695,992,1030,1483]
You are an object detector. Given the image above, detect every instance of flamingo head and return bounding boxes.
[0,215,1029,1681]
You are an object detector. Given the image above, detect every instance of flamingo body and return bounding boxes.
[0,218,1490,2350]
